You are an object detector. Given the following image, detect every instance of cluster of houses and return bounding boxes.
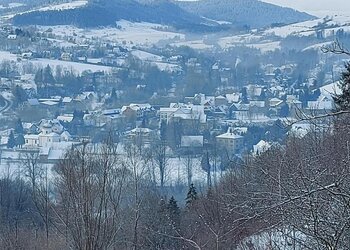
[0,24,340,167]
[0,75,337,166]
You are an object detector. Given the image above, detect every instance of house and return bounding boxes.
[307,95,334,114]
[215,95,227,106]
[61,52,72,61]
[230,103,250,120]
[159,107,179,123]
[57,114,74,123]
[21,52,33,59]
[121,103,153,122]
[253,140,271,155]
[226,93,240,104]
[39,132,60,147]
[24,134,39,147]
[60,131,72,142]
[23,123,39,134]
[38,120,64,134]
[216,128,244,155]
[123,127,155,145]
[7,34,17,40]
[246,85,264,100]
[269,98,284,108]
[24,120,72,148]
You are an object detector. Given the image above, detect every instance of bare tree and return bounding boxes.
[152,139,169,188]
[53,141,128,250]
[123,143,151,250]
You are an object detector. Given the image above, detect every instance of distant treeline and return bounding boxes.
[13,0,228,32]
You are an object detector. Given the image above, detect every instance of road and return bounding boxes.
[0,97,12,114]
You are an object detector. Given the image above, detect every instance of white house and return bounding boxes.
[216,128,244,155]
[24,134,39,147]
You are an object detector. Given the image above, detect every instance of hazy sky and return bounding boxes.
[262,0,350,16]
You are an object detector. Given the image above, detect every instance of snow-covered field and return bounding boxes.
[218,34,281,52]
[218,34,280,53]
[249,41,281,53]
[46,38,79,48]
[1,0,87,20]
[36,21,185,47]
[264,14,350,38]
[0,152,209,187]
[131,50,182,72]
[0,3,25,9]
[131,50,163,62]
[33,58,112,74]
[0,50,112,74]
[37,0,88,12]
[171,40,214,50]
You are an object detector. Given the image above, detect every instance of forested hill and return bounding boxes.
[176,0,315,28]
[12,0,225,32]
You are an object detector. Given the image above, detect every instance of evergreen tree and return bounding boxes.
[241,87,249,104]
[13,85,28,106]
[186,184,198,207]
[167,196,180,228]
[334,63,350,110]
[34,68,43,84]
[14,118,24,134]
[278,103,289,117]
[7,131,16,149]
[16,134,25,148]
[43,65,55,83]
[110,87,118,102]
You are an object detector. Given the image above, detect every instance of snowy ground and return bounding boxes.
[37,0,88,12]
[218,34,281,53]
[0,50,113,74]
[32,58,112,74]
[0,3,25,9]
[1,0,87,20]
[0,153,209,187]
[264,14,350,38]
[36,21,185,48]
[171,40,214,50]
[131,50,182,72]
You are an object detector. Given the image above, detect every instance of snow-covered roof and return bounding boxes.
[39,132,60,137]
[226,93,240,103]
[160,108,179,113]
[62,97,73,103]
[253,140,271,155]
[320,82,341,98]
[250,101,265,108]
[24,134,39,140]
[57,115,74,123]
[41,100,59,106]
[216,132,243,140]
[128,128,153,134]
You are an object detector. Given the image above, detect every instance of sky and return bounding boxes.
[262,0,350,16]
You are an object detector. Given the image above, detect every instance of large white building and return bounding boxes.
[24,122,71,148]
[159,103,207,124]
[216,128,244,155]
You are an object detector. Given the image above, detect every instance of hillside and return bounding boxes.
[176,0,315,28]
[12,0,224,32]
